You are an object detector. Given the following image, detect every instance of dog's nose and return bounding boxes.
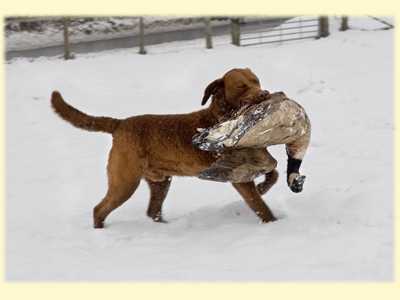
[259,90,270,100]
[241,90,270,106]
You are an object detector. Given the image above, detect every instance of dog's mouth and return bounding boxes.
[240,90,271,106]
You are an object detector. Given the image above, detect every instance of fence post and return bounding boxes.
[62,17,72,60]
[339,16,349,31]
[205,17,213,49]
[318,16,329,38]
[138,17,147,55]
[231,18,241,46]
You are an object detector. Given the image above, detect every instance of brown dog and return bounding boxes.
[51,68,278,228]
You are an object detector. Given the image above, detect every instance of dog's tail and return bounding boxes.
[51,91,121,134]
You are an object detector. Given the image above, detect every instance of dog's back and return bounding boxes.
[51,91,218,180]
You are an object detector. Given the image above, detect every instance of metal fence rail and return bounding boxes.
[241,18,318,34]
[241,30,317,41]
[240,17,320,47]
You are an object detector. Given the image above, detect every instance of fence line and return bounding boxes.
[6,16,335,60]
[240,17,321,46]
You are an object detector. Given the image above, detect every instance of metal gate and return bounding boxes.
[240,17,320,47]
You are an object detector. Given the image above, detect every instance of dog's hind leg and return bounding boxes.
[145,176,172,223]
[93,146,142,229]
[232,181,276,223]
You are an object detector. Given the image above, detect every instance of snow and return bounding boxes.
[6,17,393,281]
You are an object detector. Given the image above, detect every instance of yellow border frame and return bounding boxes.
[1,1,399,299]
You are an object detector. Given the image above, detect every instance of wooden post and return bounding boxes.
[231,18,240,46]
[138,17,147,55]
[230,18,235,45]
[339,16,349,31]
[62,17,72,60]
[318,16,329,38]
[205,17,213,49]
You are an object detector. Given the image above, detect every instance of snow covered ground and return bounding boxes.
[6,17,393,281]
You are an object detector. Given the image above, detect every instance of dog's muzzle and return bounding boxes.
[258,90,271,101]
[241,90,271,106]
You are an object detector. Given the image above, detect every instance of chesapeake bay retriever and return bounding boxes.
[51,68,278,228]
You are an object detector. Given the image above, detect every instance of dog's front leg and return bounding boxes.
[232,181,276,223]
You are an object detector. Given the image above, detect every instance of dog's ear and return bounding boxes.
[201,78,224,105]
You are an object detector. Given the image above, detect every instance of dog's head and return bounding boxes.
[201,68,270,113]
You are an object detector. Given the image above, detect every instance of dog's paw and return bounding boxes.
[152,216,168,223]
[94,221,105,229]
[256,182,269,195]
[289,175,306,193]
[260,215,278,224]
[148,211,168,223]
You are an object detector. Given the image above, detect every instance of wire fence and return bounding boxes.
[5,16,339,60]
